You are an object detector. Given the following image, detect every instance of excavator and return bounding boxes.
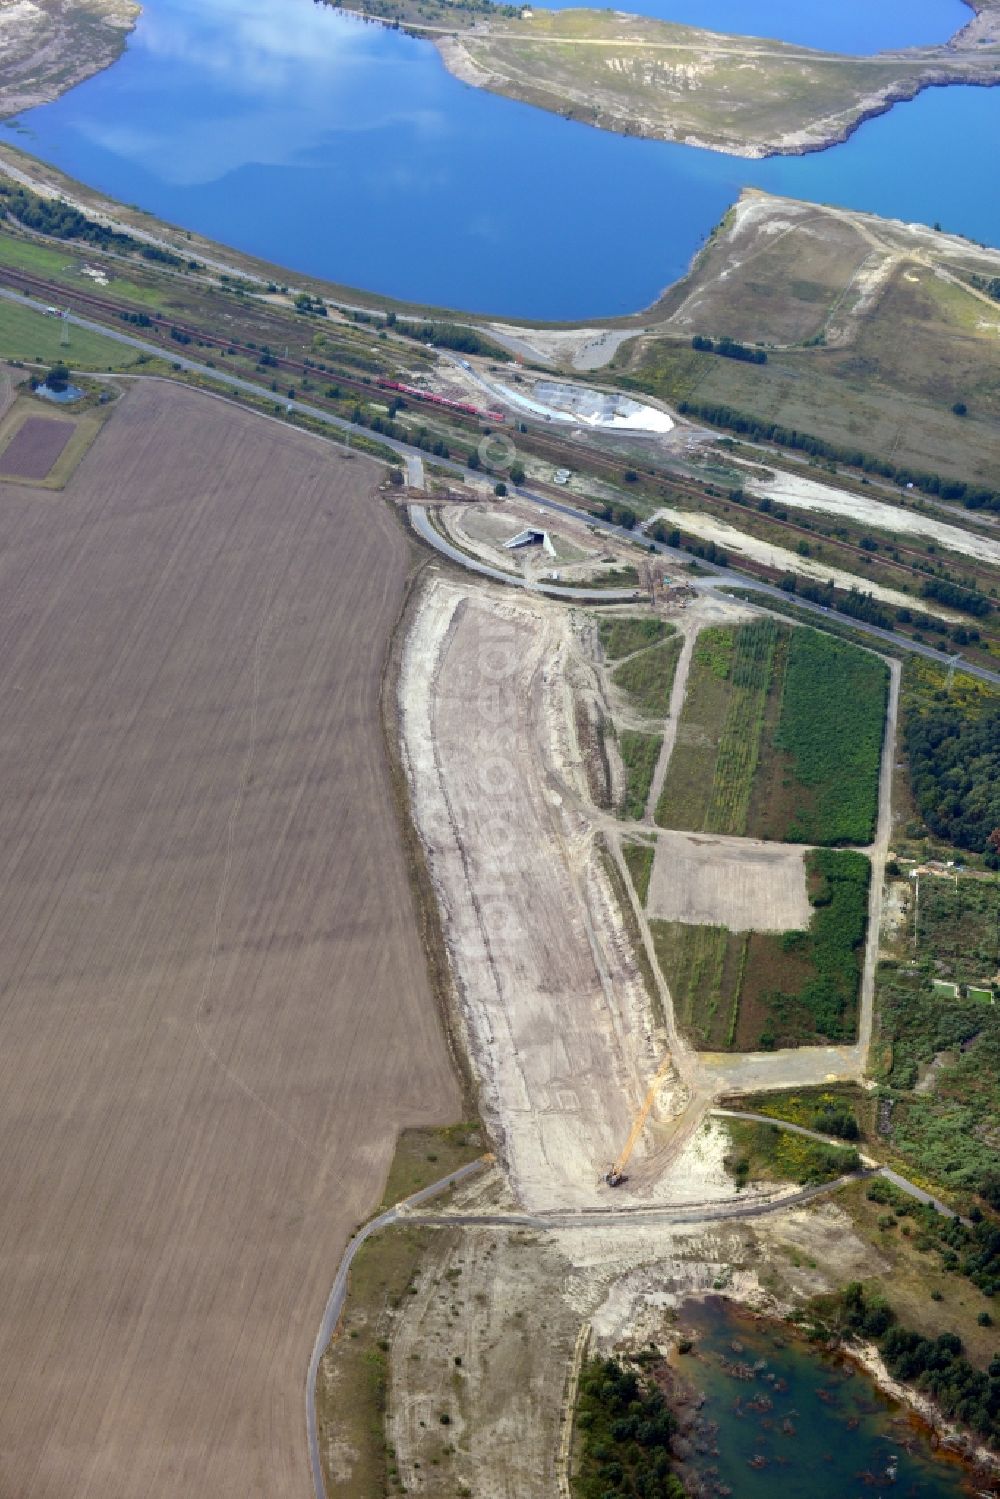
[603,1053,674,1189]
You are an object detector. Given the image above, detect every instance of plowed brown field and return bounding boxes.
[0,414,74,478]
[0,381,458,1499]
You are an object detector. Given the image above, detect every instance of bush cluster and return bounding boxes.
[691,334,767,364]
[575,1357,686,1499]
[905,700,1000,859]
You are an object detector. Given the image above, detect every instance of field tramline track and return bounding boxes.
[4,266,992,608]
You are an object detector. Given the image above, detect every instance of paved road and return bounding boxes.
[881,1167,960,1220]
[404,453,425,490]
[712,1109,960,1219]
[408,1167,876,1232]
[858,657,901,1069]
[506,490,1000,686]
[7,283,999,685]
[409,504,642,602]
[305,1158,488,1499]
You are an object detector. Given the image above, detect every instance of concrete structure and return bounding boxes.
[505,528,556,556]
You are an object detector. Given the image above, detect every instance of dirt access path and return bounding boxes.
[644,623,697,822]
[399,571,899,1215]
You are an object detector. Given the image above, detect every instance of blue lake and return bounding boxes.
[3,0,999,319]
[676,1299,973,1499]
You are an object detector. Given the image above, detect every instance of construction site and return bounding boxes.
[315,529,1000,1498]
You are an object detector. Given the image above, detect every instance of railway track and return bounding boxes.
[3,264,993,611]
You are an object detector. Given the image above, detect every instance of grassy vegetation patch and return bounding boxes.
[834,1181,999,1369]
[574,1356,685,1499]
[377,1122,482,1211]
[649,919,745,1049]
[722,1118,860,1190]
[878,987,999,1201]
[650,849,868,1049]
[622,840,655,906]
[705,618,779,834]
[874,869,999,1205]
[749,848,870,1046]
[317,1122,481,1497]
[598,614,671,660]
[732,1086,863,1141]
[0,301,149,368]
[770,630,888,845]
[864,1176,1000,1299]
[650,618,869,841]
[618,729,662,821]
[655,619,781,834]
[316,1221,446,1499]
[598,835,664,1030]
[611,634,682,718]
[622,262,1000,492]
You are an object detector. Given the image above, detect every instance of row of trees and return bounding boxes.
[675,398,1000,512]
[691,334,767,364]
[921,576,992,618]
[0,185,190,269]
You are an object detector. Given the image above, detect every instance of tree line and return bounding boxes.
[691,334,767,364]
[0,185,191,269]
[674,398,1000,512]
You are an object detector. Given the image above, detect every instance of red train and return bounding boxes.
[378,379,505,425]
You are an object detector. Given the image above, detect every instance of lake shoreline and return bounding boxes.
[0,0,140,121]
[390,0,1000,160]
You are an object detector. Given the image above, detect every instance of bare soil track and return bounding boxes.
[0,380,458,1499]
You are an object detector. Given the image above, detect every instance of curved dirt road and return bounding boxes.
[306,1159,489,1499]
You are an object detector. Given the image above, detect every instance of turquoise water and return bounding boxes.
[675,1298,974,1497]
[535,0,971,53]
[3,0,999,317]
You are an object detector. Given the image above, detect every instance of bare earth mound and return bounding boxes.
[0,413,74,477]
[400,576,679,1209]
[647,831,812,933]
[0,380,458,1499]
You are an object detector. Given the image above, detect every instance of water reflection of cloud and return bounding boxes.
[70,0,450,183]
[77,101,449,184]
[137,0,412,98]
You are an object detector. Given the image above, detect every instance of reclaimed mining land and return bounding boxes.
[351,0,1000,157]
